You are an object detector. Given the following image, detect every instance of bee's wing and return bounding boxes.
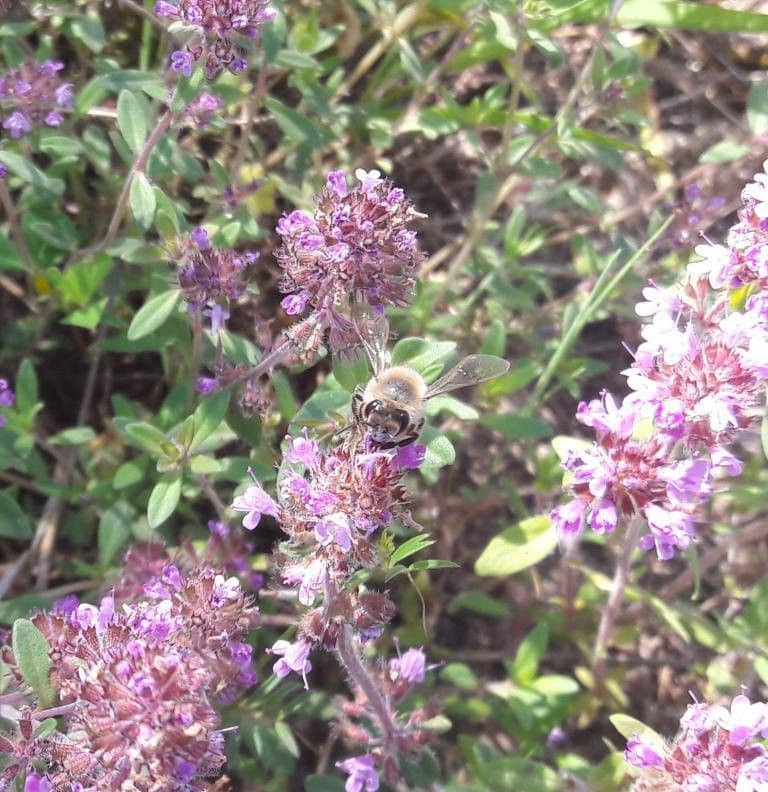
[426,355,510,397]
[352,305,390,375]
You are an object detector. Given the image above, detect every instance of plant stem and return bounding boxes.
[336,623,398,756]
[592,518,642,681]
[101,109,173,249]
[0,179,33,271]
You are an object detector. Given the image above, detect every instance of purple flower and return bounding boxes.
[0,60,72,139]
[663,458,711,506]
[587,498,618,534]
[203,303,230,334]
[624,735,663,768]
[327,170,348,197]
[196,375,220,394]
[155,0,274,78]
[285,431,320,467]
[231,482,279,529]
[4,110,31,138]
[314,512,352,551]
[154,0,180,16]
[24,774,53,792]
[208,519,229,537]
[0,379,15,408]
[355,168,382,192]
[718,695,768,746]
[161,564,183,590]
[389,647,426,684]
[23,561,259,788]
[336,754,380,792]
[281,291,310,315]
[190,226,210,249]
[170,50,194,77]
[175,232,258,315]
[394,443,426,470]
[270,638,313,689]
[275,170,425,331]
[551,499,586,537]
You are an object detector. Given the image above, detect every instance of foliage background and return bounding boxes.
[2,0,768,789]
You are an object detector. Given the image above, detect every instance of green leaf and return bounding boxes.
[99,500,136,566]
[190,389,231,450]
[265,97,325,147]
[129,173,157,230]
[0,491,33,539]
[123,421,167,454]
[408,559,459,572]
[12,619,54,707]
[449,590,510,617]
[49,426,96,445]
[58,253,113,306]
[475,516,557,577]
[61,298,109,330]
[422,428,455,469]
[67,12,105,51]
[15,358,39,415]
[147,473,182,529]
[425,394,478,420]
[748,83,768,135]
[117,90,151,153]
[609,713,664,752]
[391,338,457,375]
[616,0,768,32]
[480,412,553,440]
[127,290,181,341]
[508,623,549,685]
[699,139,749,164]
[440,662,479,690]
[0,150,63,196]
[390,533,435,566]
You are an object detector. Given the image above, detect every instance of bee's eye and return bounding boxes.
[391,409,410,431]
[364,399,384,419]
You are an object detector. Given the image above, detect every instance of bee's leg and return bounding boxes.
[394,432,420,447]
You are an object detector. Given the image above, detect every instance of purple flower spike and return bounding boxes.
[274,170,425,339]
[156,0,274,78]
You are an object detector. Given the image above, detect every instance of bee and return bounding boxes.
[349,313,510,449]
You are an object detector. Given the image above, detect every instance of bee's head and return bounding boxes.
[364,400,410,443]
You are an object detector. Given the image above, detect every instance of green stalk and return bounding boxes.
[524,215,674,414]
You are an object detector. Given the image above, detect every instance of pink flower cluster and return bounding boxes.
[155,0,276,78]
[231,432,425,688]
[274,169,424,351]
[0,60,72,139]
[626,693,768,791]
[1,562,259,789]
[552,162,768,558]
[176,226,259,332]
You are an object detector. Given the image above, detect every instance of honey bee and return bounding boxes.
[350,313,510,448]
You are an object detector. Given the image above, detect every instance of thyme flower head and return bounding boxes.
[155,0,276,78]
[626,694,768,791]
[274,169,425,325]
[0,60,72,139]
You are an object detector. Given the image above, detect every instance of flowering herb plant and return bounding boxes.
[2,2,768,791]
